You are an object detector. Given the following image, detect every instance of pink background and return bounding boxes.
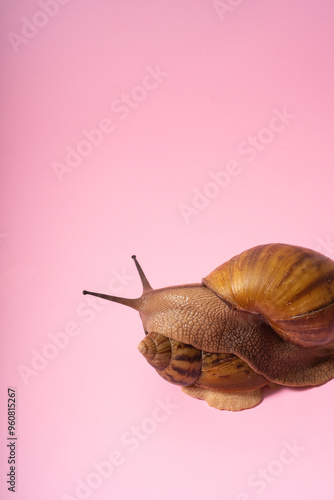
[1,1,334,499]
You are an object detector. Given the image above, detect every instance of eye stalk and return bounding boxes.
[82,255,152,310]
[131,255,152,292]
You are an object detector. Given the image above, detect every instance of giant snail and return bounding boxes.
[83,243,334,411]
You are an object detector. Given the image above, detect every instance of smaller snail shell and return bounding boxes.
[138,332,202,386]
[138,333,269,392]
[138,332,171,370]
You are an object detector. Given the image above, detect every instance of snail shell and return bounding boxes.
[138,332,268,391]
[203,243,334,347]
[138,332,202,386]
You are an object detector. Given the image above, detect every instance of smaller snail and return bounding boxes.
[83,244,334,411]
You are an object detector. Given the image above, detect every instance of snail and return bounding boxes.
[83,243,334,411]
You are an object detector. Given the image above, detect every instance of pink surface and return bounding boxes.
[1,1,334,499]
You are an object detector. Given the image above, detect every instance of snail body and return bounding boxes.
[83,243,334,411]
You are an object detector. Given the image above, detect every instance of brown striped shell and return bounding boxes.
[138,332,268,392]
[138,332,202,386]
[203,243,334,347]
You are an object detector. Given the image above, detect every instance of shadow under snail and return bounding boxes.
[83,243,334,411]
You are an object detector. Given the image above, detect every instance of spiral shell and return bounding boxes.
[138,332,202,386]
[203,243,334,347]
[138,332,269,392]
